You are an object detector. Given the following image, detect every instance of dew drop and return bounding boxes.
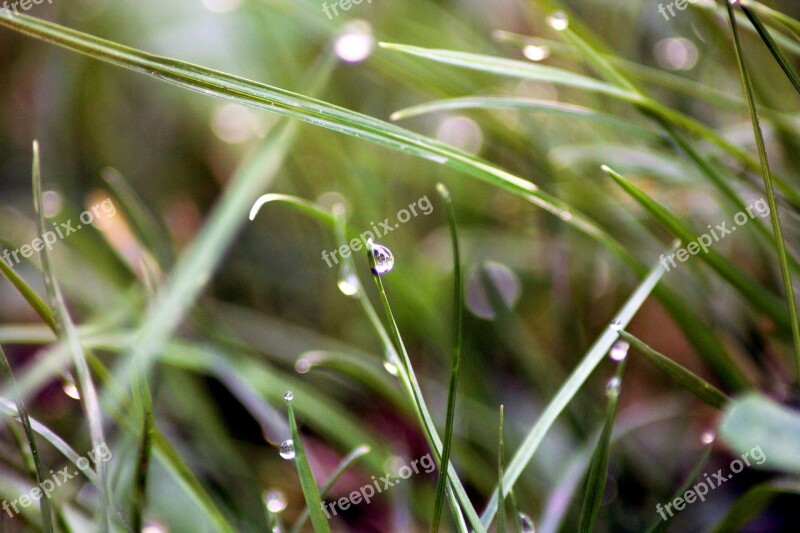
[701,431,715,445]
[279,440,295,460]
[523,44,550,62]
[609,341,630,362]
[383,360,399,376]
[370,243,394,275]
[283,391,294,402]
[263,489,287,513]
[546,11,569,31]
[295,358,312,374]
[609,318,623,331]
[62,382,81,400]
[338,261,360,297]
[519,512,535,533]
[605,377,621,398]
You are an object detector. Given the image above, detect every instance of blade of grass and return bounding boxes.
[645,446,712,533]
[578,357,626,533]
[479,242,677,526]
[31,141,112,530]
[726,0,800,381]
[618,330,730,409]
[740,4,800,95]
[431,183,464,533]
[286,396,330,533]
[290,445,371,533]
[711,479,800,533]
[0,345,53,531]
[496,405,506,533]
[0,259,55,330]
[130,370,154,532]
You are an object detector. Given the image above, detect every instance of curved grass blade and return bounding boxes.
[290,445,371,533]
[0,259,55,330]
[618,330,730,409]
[726,1,800,381]
[603,165,790,330]
[711,479,800,533]
[479,242,676,526]
[31,141,112,530]
[286,397,330,533]
[578,358,626,533]
[431,184,464,533]
[0,345,53,531]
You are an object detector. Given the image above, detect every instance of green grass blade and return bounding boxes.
[31,141,112,530]
[740,4,800,95]
[618,330,730,409]
[290,445,371,533]
[726,1,800,381]
[0,345,53,531]
[578,358,626,533]
[602,165,790,331]
[645,447,712,533]
[286,396,330,533]
[711,479,800,533]
[431,184,464,533]
[480,242,676,526]
[130,371,154,532]
[496,405,506,533]
[0,259,55,330]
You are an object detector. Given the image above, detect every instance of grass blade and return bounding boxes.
[646,446,712,533]
[618,330,730,409]
[711,479,800,533]
[286,395,330,533]
[578,357,626,533]
[480,242,676,526]
[496,405,506,533]
[725,1,800,381]
[31,141,112,530]
[431,184,464,533]
[0,259,55,330]
[0,345,53,531]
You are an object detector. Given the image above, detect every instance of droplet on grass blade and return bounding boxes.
[279,439,295,460]
[608,341,630,362]
[701,431,715,445]
[546,11,569,31]
[609,318,623,331]
[263,490,287,513]
[283,391,294,402]
[383,360,399,376]
[370,243,394,275]
[337,261,360,297]
[605,377,621,398]
[519,512,535,532]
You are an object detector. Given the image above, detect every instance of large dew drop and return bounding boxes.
[519,512,535,533]
[608,340,630,362]
[283,391,294,402]
[605,377,621,398]
[370,244,394,275]
[279,439,295,460]
[338,261,360,297]
[546,11,569,31]
[263,489,287,513]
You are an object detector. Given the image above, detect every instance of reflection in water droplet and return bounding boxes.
[609,341,630,362]
[466,262,521,320]
[606,377,621,398]
[383,360,399,376]
[701,431,715,445]
[519,512,535,533]
[546,11,569,31]
[610,319,623,331]
[370,244,394,275]
[338,261,360,297]
[283,391,294,402]
[279,440,295,460]
[63,382,81,400]
[263,489,288,513]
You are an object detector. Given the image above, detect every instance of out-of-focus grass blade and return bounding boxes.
[746,0,800,38]
[740,4,800,95]
[31,141,112,530]
[645,447,712,533]
[286,396,330,533]
[725,1,800,381]
[480,242,676,526]
[603,165,790,330]
[496,405,506,533]
[0,345,53,531]
[578,359,626,533]
[391,97,661,141]
[0,260,55,330]
[719,393,800,474]
[431,183,464,533]
[130,371,154,532]
[290,445,371,533]
[711,479,800,533]
[618,330,730,409]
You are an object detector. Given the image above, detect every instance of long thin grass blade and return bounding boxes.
[286,396,330,533]
[496,405,506,533]
[480,242,676,526]
[431,184,464,532]
[618,330,730,409]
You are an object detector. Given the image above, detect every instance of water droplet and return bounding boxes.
[283,391,294,402]
[605,377,621,398]
[370,243,394,275]
[466,262,521,320]
[519,512,535,533]
[279,440,295,460]
[383,360,399,376]
[334,20,374,63]
[609,318,623,331]
[609,341,629,362]
[701,431,715,445]
[62,380,80,400]
[338,261,360,297]
[546,11,569,31]
[263,489,287,513]
[295,358,312,374]
[523,44,550,62]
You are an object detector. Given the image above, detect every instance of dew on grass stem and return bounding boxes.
[369,243,394,275]
[546,11,569,31]
[279,439,295,460]
[609,341,630,362]
[283,391,294,402]
[606,377,621,398]
[263,490,287,513]
[519,512,535,532]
